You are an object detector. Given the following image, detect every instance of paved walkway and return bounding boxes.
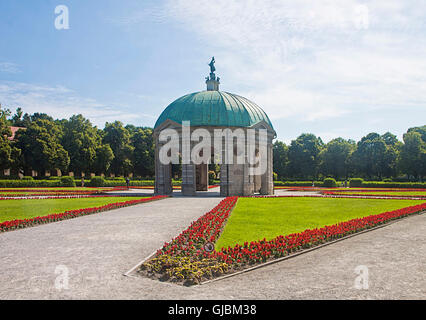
[0,191,425,299]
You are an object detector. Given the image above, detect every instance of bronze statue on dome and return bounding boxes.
[208,57,216,73]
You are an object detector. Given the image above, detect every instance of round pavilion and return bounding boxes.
[153,58,276,196]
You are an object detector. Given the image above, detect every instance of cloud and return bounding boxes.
[162,0,426,131]
[0,81,155,127]
[0,62,21,74]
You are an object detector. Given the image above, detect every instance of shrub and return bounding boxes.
[382,178,392,182]
[87,176,105,187]
[349,178,364,188]
[60,176,76,187]
[208,171,216,184]
[323,178,337,188]
[273,172,278,181]
[21,176,34,180]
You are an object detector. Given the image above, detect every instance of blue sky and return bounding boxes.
[0,0,425,143]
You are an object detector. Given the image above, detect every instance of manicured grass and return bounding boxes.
[0,196,146,222]
[215,197,425,249]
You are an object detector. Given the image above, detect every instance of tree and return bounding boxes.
[15,119,70,175]
[407,125,426,142]
[0,106,20,172]
[103,121,134,176]
[61,114,101,175]
[93,144,114,175]
[10,107,26,127]
[319,138,355,180]
[398,130,426,180]
[273,140,288,180]
[381,132,402,178]
[129,127,154,177]
[288,133,323,179]
[350,133,388,179]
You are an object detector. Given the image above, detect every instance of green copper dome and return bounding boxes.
[154,91,274,130]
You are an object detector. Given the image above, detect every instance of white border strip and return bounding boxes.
[123,250,157,277]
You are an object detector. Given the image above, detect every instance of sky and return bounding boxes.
[0,0,425,144]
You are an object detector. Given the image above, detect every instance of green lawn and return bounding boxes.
[0,196,146,222]
[215,197,425,249]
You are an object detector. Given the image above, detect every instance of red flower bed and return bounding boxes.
[157,197,238,258]
[0,187,126,193]
[0,194,151,200]
[321,191,426,199]
[0,195,167,232]
[322,188,426,193]
[142,196,426,284]
[216,202,426,266]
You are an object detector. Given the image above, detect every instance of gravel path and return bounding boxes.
[0,192,425,299]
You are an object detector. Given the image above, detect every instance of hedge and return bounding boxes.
[360,181,426,189]
[323,178,337,188]
[0,180,61,188]
[60,176,76,187]
[349,178,364,188]
[274,181,324,187]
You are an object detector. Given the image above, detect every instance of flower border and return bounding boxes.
[0,195,167,233]
[140,196,426,285]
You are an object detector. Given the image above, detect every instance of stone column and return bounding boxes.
[154,141,173,195]
[220,164,229,196]
[196,163,208,191]
[260,142,274,195]
[182,164,196,196]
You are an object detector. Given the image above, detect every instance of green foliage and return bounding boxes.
[0,106,20,171]
[0,180,60,188]
[61,114,101,175]
[15,119,70,174]
[323,177,337,187]
[273,141,288,180]
[288,133,323,180]
[349,178,364,187]
[87,176,105,187]
[208,170,216,184]
[319,138,355,180]
[128,126,154,177]
[1,106,424,183]
[60,176,76,187]
[103,121,134,176]
[21,176,34,180]
[93,144,114,175]
[360,181,426,188]
[274,181,324,187]
[398,129,426,180]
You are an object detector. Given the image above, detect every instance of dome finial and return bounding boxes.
[205,57,220,91]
